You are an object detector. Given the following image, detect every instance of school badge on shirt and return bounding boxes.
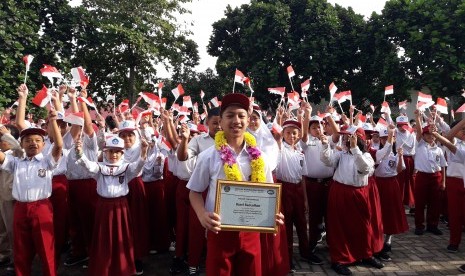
[38,169,46,178]
[119,176,125,184]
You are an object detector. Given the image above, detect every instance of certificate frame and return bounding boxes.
[214,179,282,233]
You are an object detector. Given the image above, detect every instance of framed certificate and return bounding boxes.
[214,179,282,233]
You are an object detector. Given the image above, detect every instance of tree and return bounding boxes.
[74,0,200,105]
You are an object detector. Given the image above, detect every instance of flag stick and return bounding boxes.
[130,96,142,111]
[232,77,236,93]
[24,70,29,84]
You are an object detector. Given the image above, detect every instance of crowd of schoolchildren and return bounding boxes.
[0,83,464,276]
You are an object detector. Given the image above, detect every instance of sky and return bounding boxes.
[69,0,388,77]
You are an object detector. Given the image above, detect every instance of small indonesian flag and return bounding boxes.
[287,65,295,78]
[417,101,434,111]
[64,112,84,126]
[456,103,465,113]
[156,82,164,98]
[139,92,160,108]
[161,97,167,109]
[119,99,129,113]
[370,104,375,113]
[417,91,433,103]
[380,101,391,114]
[23,55,34,70]
[271,121,283,134]
[71,67,89,87]
[171,84,185,99]
[333,92,346,104]
[131,106,143,120]
[287,91,300,106]
[210,97,220,107]
[178,115,189,124]
[435,97,448,114]
[40,64,63,79]
[77,96,96,109]
[106,94,116,102]
[183,96,193,108]
[135,108,153,126]
[375,117,388,130]
[329,82,337,100]
[234,69,246,84]
[398,100,407,110]
[160,137,173,152]
[268,87,285,97]
[301,79,310,93]
[32,85,51,107]
[200,111,207,121]
[200,90,205,99]
[385,85,394,95]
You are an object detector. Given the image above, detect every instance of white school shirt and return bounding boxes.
[396,129,416,156]
[0,149,15,201]
[1,153,59,202]
[66,133,98,180]
[248,127,279,171]
[142,145,165,182]
[414,139,447,173]
[177,133,216,178]
[300,135,335,179]
[53,148,70,176]
[320,145,374,187]
[445,139,465,179]
[276,142,307,184]
[187,145,273,212]
[371,142,380,150]
[374,142,405,178]
[76,155,145,198]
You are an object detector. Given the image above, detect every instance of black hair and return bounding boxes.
[105,115,117,130]
[4,124,19,139]
[208,107,220,119]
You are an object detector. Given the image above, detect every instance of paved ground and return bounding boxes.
[4,211,465,275]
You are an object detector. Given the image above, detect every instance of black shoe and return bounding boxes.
[135,260,144,275]
[306,253,324,265]
[0,257,11,267]
[383,243,392,252]
[376,251,392,262]
[331,263,352,275]
[170,257,187,274]
[447,244,459,253]
[414,228,424,235]
[64,255,89,266]
[426,227,443,235]
[362,257,384,269]
[459,264,465,273]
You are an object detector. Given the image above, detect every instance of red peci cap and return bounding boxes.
[20,127,47,139]
[220,93,251,115]
[422,125,431,134]
[282,120,302,131]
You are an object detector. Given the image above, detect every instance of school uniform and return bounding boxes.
[187,146,274,276]
[396,128,416,206]
[374,143,408,235]
[142,145,170,252]
[164,150,178,243]
[77,151,146,276]
[2,152,59,276]
[300,135,334,251]
[65,133,99,259]
[0,149,16,265]
[414,139,447,230]
[321,144,375,264]
[444,139,465,247]
[276,142,308,267]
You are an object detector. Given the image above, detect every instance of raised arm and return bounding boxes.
[415,109,423,142]
[177,123,190,161]
[15,84,29,131]
[301,102,312,143]
[48,110,63,162]
[79,88,95,137]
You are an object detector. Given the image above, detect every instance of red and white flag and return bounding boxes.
[301,79,310,93]
[210,97,220,107]
[234,69,246,84]
[435,97,448,114]
[23,55,34,71]
[183,96,193,108]
[268,87,285,97]
[139,92,160,108]
[160,137,173,152]
[456,103,465,113]
[287,91,300,106]
[271,121,283,134]
[398,100,407,110]
[340,90,352,103]
[64,112,84,126]
[77,96,96,109]
[385,85,394,96]
[287,65,295,78]
[71,67,89,87]
[200,111,207,121]
[417,101,434,111]
[417,91,433,103]
[333,92,346,104]
[40,64,63,79]
[118,99,129,113]
[161,97,167,109]
[375,117,388,130]
[380,101,391,114]
[200,90,205,99]
[156,82,164,98]
[178,115,189,124]
[329,82,337,100]
[171,84,185,99]
[32,85,51,107]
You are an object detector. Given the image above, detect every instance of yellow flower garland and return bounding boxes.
[214,131,266,182]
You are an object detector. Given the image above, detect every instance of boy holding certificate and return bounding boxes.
[188,93,283,276]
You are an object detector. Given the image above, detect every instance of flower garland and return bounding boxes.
[215,130,266,182]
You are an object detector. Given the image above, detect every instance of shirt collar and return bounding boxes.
[21,152,44,161]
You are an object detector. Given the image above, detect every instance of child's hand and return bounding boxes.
[75,139,83,158]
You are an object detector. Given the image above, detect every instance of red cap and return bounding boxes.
[20,128,47,139]
[282,120,301,131]
[197,124,208,133]
[338,125,366,141]
[220,93,251,115]
[422,125,431,134]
